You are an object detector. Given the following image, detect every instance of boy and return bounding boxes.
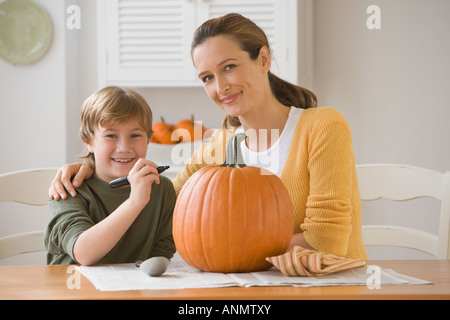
[44,86,176,265]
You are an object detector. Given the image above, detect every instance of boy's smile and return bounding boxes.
[84,118,150,183]
[114,158,133,163]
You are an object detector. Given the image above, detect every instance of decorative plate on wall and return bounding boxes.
[0,0,52,65]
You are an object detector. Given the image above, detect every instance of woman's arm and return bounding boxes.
[49,163,94,200]
[301,108,354,256]
[171,128,235,194]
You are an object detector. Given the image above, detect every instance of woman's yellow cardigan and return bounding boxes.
[172,107,368,260]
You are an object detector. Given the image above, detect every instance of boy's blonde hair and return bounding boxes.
[79,86,153,168]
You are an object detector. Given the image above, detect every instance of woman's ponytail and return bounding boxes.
[268,72,317,110]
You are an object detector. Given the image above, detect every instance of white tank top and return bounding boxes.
[235,107,304,176]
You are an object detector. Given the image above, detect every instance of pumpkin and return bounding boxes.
[174,114,206,142]
[173,133,294,273]
[151,117,179,144]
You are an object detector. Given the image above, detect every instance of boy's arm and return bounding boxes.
[149,179,177,259]
[73,159,160,265]
[45,195,96,262]
[73,197,145,265]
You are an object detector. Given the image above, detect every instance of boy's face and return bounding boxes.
[85,118,150,183]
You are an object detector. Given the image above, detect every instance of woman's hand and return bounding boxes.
[49,163,94,200]
[288,233,315,251]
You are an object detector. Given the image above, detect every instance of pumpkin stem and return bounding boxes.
[220,133,247,168]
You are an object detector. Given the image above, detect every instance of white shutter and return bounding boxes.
[200,0,276,46]
[106,0,197,86]
[118,0,184,68]
[101,0,302,87]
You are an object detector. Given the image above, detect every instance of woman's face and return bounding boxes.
[192,35,271,119]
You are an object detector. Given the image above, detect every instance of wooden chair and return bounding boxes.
[356,164,450,259]
[0,168,57,260]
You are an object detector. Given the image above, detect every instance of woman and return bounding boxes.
[49,13,367,260]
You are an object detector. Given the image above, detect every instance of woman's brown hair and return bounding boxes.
[191,13,317,128]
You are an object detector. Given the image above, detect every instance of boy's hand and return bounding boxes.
[127,158,161,208]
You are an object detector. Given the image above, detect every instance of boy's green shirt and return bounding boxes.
[44,174,176,265]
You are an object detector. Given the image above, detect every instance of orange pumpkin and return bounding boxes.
[151,117,179,144]
[173,133,294,273]
[174,114,206,142]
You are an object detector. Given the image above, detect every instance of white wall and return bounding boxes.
[1,0,449,264]
[0,0,89,265]
[313,0,450,259]
[0,0,63,265]
[1,1,66,170]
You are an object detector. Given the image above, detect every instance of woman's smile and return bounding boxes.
[221,92,242,104]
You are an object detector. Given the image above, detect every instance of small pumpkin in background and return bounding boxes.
[151,117,179,144]
[174,114,206,142]
[173,133,294,273]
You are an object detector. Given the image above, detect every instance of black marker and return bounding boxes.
[109,166,170,188]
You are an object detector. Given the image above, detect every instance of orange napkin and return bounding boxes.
[266,245,366,277]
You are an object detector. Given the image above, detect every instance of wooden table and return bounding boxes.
[1,260,449,300]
